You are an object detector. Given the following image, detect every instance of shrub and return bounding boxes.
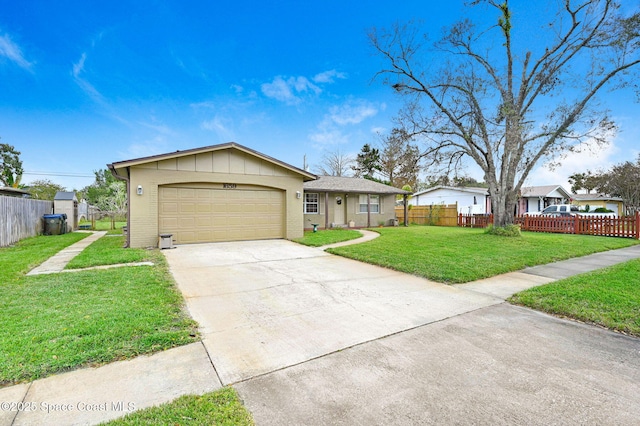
[594,207,613,213]
[485,223,522,237]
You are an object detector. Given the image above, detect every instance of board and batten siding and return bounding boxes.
[0,196,53,247]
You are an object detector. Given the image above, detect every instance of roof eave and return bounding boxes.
[109,142,317,181]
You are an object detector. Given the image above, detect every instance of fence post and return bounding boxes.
[636,211,640,240]
[574,214,580,235]
[458,213,462,227]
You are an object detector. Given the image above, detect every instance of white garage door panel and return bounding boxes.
[159,187,284,243]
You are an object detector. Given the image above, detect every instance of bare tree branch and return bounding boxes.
[371,0,640,226]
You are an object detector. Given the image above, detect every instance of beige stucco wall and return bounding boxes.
[303,192,398,229]
[124,148,306,248]
[573,199,624,215]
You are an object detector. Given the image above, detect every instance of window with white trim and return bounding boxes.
[358,194,380,213]
[304,193,319,214]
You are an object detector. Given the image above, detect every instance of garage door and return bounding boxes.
[159,186,284,244]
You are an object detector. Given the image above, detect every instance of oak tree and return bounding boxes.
[371,0,640,227]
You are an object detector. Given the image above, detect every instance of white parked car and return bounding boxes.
[524,204,616,218]
[524,204,579,217]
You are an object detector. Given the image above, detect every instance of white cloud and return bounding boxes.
[261,75,321,105]
[526,139,619,190]
[0,32,33,71]
[72,52,106,104]
[329,100,378,125]
[309,129,349,147]
[201,115,235,142]
[313,69,347,84]
[138,120,174,136]
[72,52,86,77]
[260,71,346,105]
[120,137,170,161]
[190,100,216,109]
[308,99,382,149]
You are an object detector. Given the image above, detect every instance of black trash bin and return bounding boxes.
[43,214,66,235]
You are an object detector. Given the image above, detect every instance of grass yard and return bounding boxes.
[66,235,146,269]
[0,233,198,386]
[102,387,254,426]
[0,233,89,284]
[79,219,126,233]
[328,226,639,283]
[293,228,362,247]
[509,259,640,337]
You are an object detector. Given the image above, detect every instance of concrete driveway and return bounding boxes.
[236,303,640,425]
[164,239,500,384]
[164,240,640,424]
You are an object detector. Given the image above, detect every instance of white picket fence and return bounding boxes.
[0,196,53,247]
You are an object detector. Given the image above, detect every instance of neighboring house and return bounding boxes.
[0,187,31,198]
[108,143,316,248]
[518,185,572,214]
[571,193,624,216]
[303,176,410,229]
[411,186,491,214]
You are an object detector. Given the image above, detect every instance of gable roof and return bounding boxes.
[303,176,410,195]
[108,142,317,181]
[412,185,489,197]
[521,185,571,198]
[54,191,77,201]
[571,193,624,202]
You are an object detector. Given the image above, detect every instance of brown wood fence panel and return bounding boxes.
[458,212,640,239]
[0,196,53,247]
[458,214,493,228]
[395,204,458,226]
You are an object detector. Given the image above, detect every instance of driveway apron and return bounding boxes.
[163,239,500,384]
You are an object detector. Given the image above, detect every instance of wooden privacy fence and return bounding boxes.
[395,204,459,227]
[458,213,640,239]
[0,196,53,247]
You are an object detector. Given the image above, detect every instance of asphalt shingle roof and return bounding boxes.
[521,185,569,198]
[303,176,410,195]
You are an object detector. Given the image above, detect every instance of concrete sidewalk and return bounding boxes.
[1,343,220,426]
[2,238,639,425]
[26,231,107,275]
[456,243,640,298]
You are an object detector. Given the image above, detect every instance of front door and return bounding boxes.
[334,194,345,225]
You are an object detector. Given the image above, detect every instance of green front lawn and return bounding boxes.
[0,233,89,284]
[0,234,198,386]
[328,226,638,283]
[102,388,254,426]
[66,235,146,269]
[293,228,362,247]
[509,259,640,337]
[79,219,126,233]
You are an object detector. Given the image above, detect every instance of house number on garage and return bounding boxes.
[223,183,237,189]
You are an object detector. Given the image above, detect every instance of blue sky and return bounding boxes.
[0,0,638,192]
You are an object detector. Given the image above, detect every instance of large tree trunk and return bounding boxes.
[489,187,518,228]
